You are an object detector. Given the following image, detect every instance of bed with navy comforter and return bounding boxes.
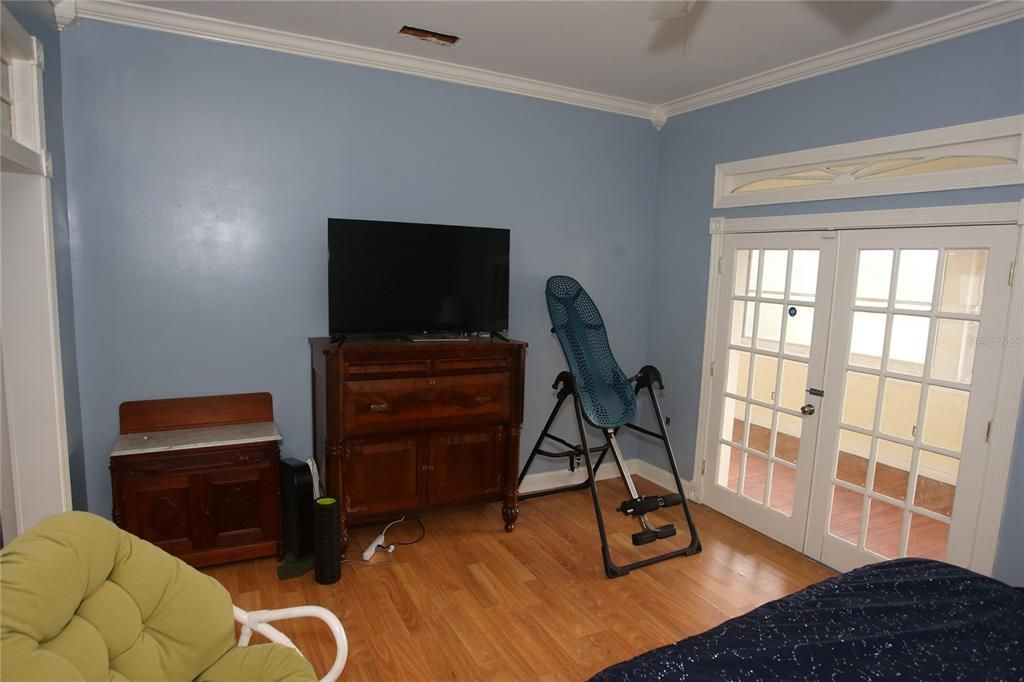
[593,558,1023,681]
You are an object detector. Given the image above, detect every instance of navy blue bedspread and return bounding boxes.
[593,558,1024,681]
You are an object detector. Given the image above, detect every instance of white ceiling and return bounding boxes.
[135,1,980,104]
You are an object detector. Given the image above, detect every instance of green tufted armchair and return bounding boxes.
[0,512,347,681]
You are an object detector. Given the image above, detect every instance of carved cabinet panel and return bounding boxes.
[428,428,502,505]
[202,465,278,549]
[121,474,198,556]
[111,443,282,567]
[343,438,425,516]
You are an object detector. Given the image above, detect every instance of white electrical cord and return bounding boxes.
[305,457,323,498]
[361,516,405,561]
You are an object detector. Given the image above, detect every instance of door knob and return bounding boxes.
[800,403,815,416]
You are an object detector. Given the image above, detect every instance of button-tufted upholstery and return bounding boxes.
[1,512,316,681]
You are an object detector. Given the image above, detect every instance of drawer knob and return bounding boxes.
[369,402,392,412]
[474,395,493,404]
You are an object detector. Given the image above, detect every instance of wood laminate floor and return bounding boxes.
[206,476,835,681]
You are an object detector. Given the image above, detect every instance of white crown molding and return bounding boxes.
[73,0,1024,128]
[649,105,667,132]
[51,0,78,31]
[661,1,1024,118]
[74,0,656,122]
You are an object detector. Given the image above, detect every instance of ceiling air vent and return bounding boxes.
[398,25,460,47]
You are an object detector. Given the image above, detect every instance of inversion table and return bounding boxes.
[518,275,700,577]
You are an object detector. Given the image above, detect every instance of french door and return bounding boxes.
[702,231,837,550]
[805,225,1016,570]
[703,224,1018,572]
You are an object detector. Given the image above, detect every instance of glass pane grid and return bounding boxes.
[723,392,804,418]
[718,438,800,467]
[728,344,812,365]
[718,245,820,512]
[839,363,975,394]
[832,421,962,460]
[830,479,951,524]
[733,294,822,307]
[830,245,978,561]
[851,305,981,321]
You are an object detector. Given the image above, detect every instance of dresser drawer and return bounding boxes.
[343,373,510,435]
[433,356,511,374]
[345,360,430,379]
[112,446,272,475]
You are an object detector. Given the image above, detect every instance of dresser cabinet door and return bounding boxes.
[121,474,201,555]
[200,464,278,549]
[344,438,425,515]
[427,428,502,505]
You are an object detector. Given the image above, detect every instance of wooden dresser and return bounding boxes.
[309,336,527,554]
[110,392,283,567]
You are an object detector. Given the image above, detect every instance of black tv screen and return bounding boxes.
[328,219,510,335]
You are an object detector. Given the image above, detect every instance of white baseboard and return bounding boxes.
[519,458,700,501]
[517,463,619,494]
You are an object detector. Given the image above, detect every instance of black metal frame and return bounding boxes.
[518,366,701,577]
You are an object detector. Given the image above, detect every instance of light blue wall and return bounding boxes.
[647,19,1024,583]
[3,2,87,509]
[59,19,660,519]
[54,14,1023,582]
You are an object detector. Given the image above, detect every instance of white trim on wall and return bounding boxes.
[51,0,79,31]
[715,202,1023,235]
[973,201,1024,575]
[687,218,727,503]
[662,1,1024,118]
[1,8,73,537]
[74,0,655,121]
[519,458,700,502]
[71,0,1024,128]
[714,116,1024,209]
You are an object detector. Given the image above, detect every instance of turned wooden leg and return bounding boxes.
[326,441,348,557]
[502,494,519,532]
[339,512,349,558]
[503,425,521,532]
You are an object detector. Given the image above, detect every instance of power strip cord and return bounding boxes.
[360,515,426,561]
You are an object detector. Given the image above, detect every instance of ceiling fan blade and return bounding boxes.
[649,1,697,22]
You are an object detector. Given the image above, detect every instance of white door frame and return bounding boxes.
[693,201,1024,575]
[1,8,72,539]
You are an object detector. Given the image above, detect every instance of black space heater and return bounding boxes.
[279,458,315,557]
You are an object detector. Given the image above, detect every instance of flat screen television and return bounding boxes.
[328,219,510,335]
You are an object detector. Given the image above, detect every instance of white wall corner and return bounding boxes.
[51,0,78,30]
[518,461,621,495]
[649,106,667,131]
[628,459,702,502]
